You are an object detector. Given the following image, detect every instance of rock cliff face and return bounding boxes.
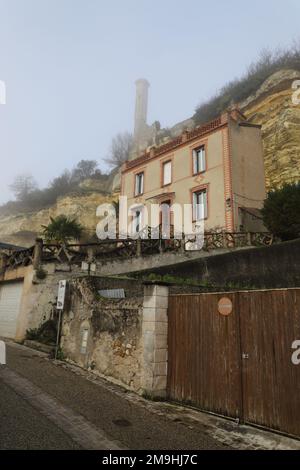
[240,69,300,190]
[0,191,117,247]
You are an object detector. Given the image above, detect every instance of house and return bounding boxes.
[121,81,266,234]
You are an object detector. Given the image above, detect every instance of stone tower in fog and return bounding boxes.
[129,77,194,161]
[133,79,150,150]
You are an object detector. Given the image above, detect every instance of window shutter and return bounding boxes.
[193,192,198,220]
[193,147,206,174]
[140,173,144,194]
[193,190,207,220]
[135,173,144,195]
[193,151,197,174]
[198,192,204,220]
[163,161,172,185]
[202,190,207,218]
[200,147,206,172]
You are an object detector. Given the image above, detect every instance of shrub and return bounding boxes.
[0,160,106,215]
[35,267,47,280]
[261,183,300,240]
[42,215,83,244]
[25,328,40,340]
[25,320,57,345]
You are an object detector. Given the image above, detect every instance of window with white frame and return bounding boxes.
[192,146,206,174]
[130,207,143,235]
[162,160,172,186]
[135,172,144,195]
[193,189,207,220]
[134,209,142,233]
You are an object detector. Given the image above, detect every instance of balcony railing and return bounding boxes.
[0,230,274,273]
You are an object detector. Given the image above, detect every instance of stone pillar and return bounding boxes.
[0,253,7,275]
[136,239,142,257]
[141,283,169,398]
[247,232,252,246]
[33,238,43,269]
[87,246,95,262]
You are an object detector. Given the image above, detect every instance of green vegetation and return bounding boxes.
[261,182,300,241]
[25,327,40,341]
[35,267,47,280]
[25,319,57,345]
[42,215,83,244]
[0,160,105,216]
[145,273,204,286]
[143,273,257,291]
[194,45,300,124]
[54,347,65,361]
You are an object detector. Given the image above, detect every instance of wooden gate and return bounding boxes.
[167,289,300,437]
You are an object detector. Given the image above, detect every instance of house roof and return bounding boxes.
[123,109,260,174]
[123,114,226,173]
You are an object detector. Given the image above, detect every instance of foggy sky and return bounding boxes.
[0,0,299,204]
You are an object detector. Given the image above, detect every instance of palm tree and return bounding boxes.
[42,215,83,244]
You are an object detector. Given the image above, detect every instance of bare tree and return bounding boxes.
[105,132,133,168]
[72,159,99,181]
[9,174,38,201]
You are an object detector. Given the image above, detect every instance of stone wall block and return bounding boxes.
[153,348,168,363]
[141,284,169,398]
[153,375,167,391]
[152,362,167,376]
[154,334,168,349]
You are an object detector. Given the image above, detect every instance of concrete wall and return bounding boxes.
[136,239,300,289]
[230,121,266,231]
[95,247,234,276]
[0,264,83,341]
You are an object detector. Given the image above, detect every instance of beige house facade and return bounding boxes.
[121,110,266,234]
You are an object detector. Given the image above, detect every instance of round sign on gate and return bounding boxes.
[218,297,233,316]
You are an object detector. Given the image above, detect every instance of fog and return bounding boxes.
[0,0,299,204]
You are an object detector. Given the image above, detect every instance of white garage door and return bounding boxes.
[0,282,24,339]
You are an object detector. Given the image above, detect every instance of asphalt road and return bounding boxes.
[0,342,228,450]
[0,380,79,450]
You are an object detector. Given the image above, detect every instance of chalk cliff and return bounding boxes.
[0,188,118,247]
[240,69,300,190]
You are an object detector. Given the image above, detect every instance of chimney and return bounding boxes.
[134,78,150,142]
